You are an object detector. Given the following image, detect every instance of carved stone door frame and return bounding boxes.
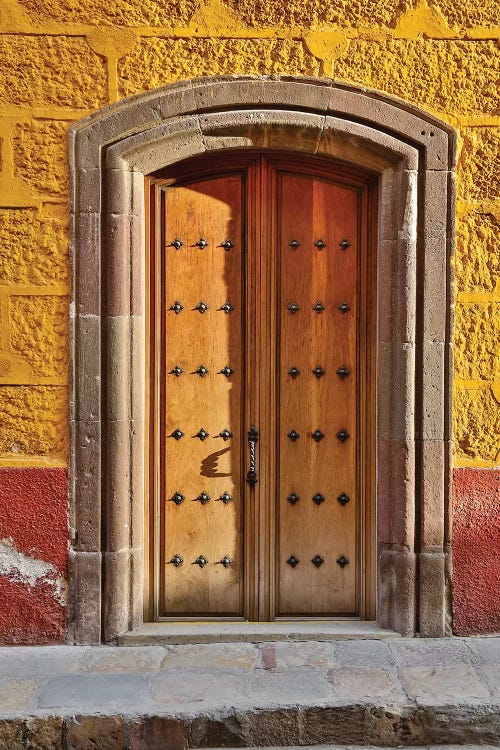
[69,76,455,643]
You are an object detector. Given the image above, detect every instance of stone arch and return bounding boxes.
[69,76,455,643]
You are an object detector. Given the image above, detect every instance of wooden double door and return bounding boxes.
[147,152,376,621]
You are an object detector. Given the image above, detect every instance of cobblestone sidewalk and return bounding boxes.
[0,637,499,748]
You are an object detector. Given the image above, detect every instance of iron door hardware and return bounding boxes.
[196,428,209,441]
[312,365,325,378]
[337,302,350,314]
[196,492,210,505]
[218,555,232,568]
[288,239,301,249]
[337,555,349,568]
[314,239,327,250]
[337,492,350,506]
[336,366,351,379]
[288,429,300,442]
[312,301,325,313]
[219,429,233,441]
[246,425,258,486]
[288,366,300,379]
[172,429,184,440]
[195,301,209,314]
[339,239,351,250]
[287,555,299,567]
[220,301,234,314]
[170,301,184,314]
[168,554,183,567]
[288,302,300,314]
[170,365,184,377]
[220,239,234,251]
[287,493,300,505]
[195,365,209,377]
[336,429,350,442]
[170,492,185,505]
[220,364,234,377]
[193,238,208,249]
[312,493,325,505]
[168,238,183,250]
[217,492,233,504]
[312,429,325,442]
[312,554,325,567]
[194,555,208,568]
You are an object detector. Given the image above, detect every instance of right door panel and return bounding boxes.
[276,170,359,615]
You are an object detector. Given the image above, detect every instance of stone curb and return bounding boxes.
[1,703,500,749]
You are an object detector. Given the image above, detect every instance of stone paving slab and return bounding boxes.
[0,638,498,747]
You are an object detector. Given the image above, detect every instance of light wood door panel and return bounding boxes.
[276,173,358,615]
[149,153,375,621]
[162,176,244,615]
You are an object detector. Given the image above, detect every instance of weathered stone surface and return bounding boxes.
[39,674,149,709]
[0,208,68,286]
[151,670,248,708]
[0,720,23,750]
[453,386,499,463]
[239,708,301,747]
[18,0,197,26]
[82,646,165,673]
[161,643,258,670]
[24,716,63,750]
[334,40,498,117]
[13,121,69,197]
[455,303,497,381]
[10,296,68,379]
[0,678,39,712]
[259,641,330,670]
[301,706,370,745]
[0,36,107,108]
[455,211,499,294]
[128,717,187,750]
[0,386,67,458]
[226,0,405,28]
[457,128,500,201]
[389,637,476,667]
[328,666,400,700]
[65,715,123,750]
[118,39,319,98]
[332,639,395,668]
[399,665,490,704]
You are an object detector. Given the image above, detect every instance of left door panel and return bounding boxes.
[160,175,245,616]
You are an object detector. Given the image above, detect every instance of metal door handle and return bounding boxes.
[246,426,258,486]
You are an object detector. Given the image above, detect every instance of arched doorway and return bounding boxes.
[146,151,377,621]
[69,77,455,642]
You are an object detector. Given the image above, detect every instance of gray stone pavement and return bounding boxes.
[0,638,499,748]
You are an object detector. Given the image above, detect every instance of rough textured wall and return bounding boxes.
[0,0,498,640]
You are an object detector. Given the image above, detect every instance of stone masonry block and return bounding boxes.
[455,303,498,381]
[13,121,69,197]
[0,208,68,286]
[419,552,447,637]
[68,550,101,644]
[455,211,499,294]
[0,386,67,458]
[18,0,197,26]
[457,127,500,201]
[453,386,499,464]
[10,296,68,379]
[65,715,123,750]
[334,40,498,117]
[24,716,63,750]
[128,718,187,750]
[0,36,107,108]
[118,39,319,99]
[73,419,101,551]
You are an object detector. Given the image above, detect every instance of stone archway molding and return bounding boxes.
[69,76,455,643]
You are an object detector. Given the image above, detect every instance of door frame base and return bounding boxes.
[68,76,455,643]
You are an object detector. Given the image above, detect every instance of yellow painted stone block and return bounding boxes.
[17,0,197,26]
[455,303,499,381]
[455,212,499,294]
[9,296,68,379]
[13,121,69,197]
[454,386,500,464]
[0,36,107,108]
[225,0,406,28]
[0,385,67,458]
[334,40,498,117]
[118,38,320,98]
[457,128,500,202]
[432,0,498,28]
[0,208,68,286]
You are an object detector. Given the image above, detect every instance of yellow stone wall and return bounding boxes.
[0,0,498,469]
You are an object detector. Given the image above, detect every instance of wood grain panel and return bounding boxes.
[276,172,359,615]
[162,176,244,615]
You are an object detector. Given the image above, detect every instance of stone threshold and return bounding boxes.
[117,620,400,645]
